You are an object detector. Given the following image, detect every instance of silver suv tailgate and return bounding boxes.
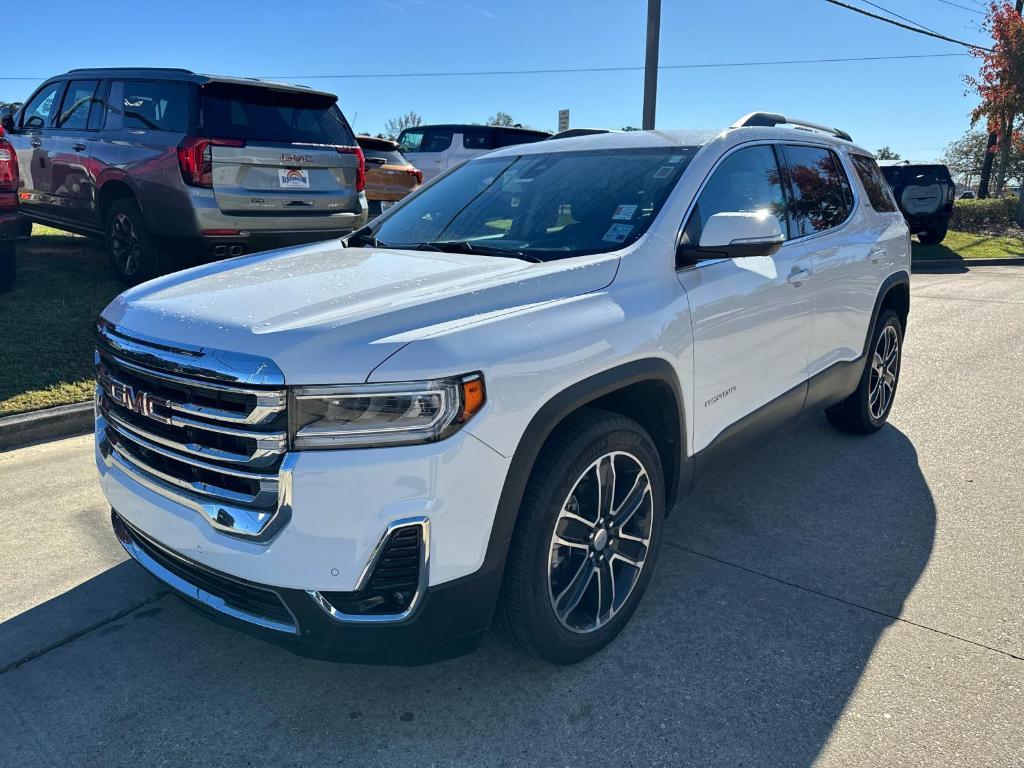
[212,143,361,215]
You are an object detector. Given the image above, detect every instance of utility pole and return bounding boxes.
[642,0,661,130]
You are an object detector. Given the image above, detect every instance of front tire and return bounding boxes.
[826,308,903,434]
[495,408,665,664]
[105,198,172,285]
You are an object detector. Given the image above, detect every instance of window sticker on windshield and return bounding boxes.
[612,204,638,221]
[668,154,684,164]
[653,165,674,179]
[602,223,634,244]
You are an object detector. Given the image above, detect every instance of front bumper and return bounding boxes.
[96,416,512,662]
[112,509,502,664]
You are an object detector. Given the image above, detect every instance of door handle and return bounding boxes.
[787,267,812,286]
[869,248,886,264]
[30,138,42,148]
[72,143,87,152]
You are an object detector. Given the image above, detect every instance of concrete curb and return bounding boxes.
[913,257,1024,270]
[0,401,93,452]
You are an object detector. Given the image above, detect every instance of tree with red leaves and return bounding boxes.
[965,1,1024,201]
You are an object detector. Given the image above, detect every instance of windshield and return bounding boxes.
[363,147,697,260]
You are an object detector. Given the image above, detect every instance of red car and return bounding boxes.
[0,114,28,291]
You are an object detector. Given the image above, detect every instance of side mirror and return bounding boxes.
[691,211,784,259]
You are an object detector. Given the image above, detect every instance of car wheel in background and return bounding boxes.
[495,408,665,664]
[105,199,172,285]
[826,308,903,434]
[0,241,15,292]
[917,223,948,245]
[18,218,32,238]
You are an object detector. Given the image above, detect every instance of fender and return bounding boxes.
[456,358,690,612]
[863,269,910,356]
[94,170,146,224]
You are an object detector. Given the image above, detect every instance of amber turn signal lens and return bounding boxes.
[460,377,486,422]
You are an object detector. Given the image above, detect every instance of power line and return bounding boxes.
[934,0,985,15]
[858,0,942,35]
[0,53,973,84]
[821,0,992,50]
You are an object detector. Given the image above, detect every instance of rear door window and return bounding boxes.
[119,81,189,132]
[20,82,64,129]
[199,83,355,145]
[55,80,99,130]
[851,155,898,213]
[781,145,853,236]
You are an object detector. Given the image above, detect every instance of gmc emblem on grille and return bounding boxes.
[108,380,171,425]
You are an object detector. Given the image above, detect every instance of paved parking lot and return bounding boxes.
[1,266,1021,767]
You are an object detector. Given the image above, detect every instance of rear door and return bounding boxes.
[779,143,873,377]
[398,126,454,181]
[11,80,65,220]
[198,83,362,218]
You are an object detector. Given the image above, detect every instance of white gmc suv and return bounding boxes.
[95,113,910,665]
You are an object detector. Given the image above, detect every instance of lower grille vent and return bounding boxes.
[319,524,425,617]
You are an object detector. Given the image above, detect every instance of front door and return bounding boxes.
[11,80,65,220]
[676,143,813,454]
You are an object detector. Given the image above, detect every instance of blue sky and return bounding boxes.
[0,0,990,160]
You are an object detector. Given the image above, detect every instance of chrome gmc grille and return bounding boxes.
[95,321,292,541]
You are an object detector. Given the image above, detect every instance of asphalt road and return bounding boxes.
[1,266,1022,767]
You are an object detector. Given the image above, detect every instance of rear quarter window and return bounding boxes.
[119,81,189,133]
[852,155,898,213]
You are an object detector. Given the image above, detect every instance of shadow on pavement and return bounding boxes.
[0,417,935,767]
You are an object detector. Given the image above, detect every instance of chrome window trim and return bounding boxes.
[114,514,299,634]
[308,517,430,624]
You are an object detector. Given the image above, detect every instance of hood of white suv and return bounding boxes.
[102,239,620,383]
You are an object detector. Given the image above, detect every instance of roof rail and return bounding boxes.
[64,67,195,75]
[730,112,852,142]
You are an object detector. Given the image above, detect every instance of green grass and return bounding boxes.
[912,229,1024,261]
[0,226,122,416]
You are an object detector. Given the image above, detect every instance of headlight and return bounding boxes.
[290,374,485,450]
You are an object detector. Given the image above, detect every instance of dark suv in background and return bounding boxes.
[1,68,367,283]
[878,160,954,244]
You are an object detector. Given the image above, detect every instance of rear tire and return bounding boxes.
[826,308,903,434]
[105,198,173,285]
[495,408,665,664]
[0,242,15,293]
[917,223,948,245]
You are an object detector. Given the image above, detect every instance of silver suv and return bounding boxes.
[2,68,367,283]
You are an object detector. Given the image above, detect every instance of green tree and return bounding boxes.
[875,146,901,160]
[383,111,423,140]
[487,111,516,127]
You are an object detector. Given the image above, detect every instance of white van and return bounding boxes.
[397,124,549,181]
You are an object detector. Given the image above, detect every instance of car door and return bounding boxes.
[11,80,65,220]
[779,143,878,377]
[47,79,104,226]
[676,142,813,455]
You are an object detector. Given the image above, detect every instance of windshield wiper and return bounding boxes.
[419,240,544,262]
